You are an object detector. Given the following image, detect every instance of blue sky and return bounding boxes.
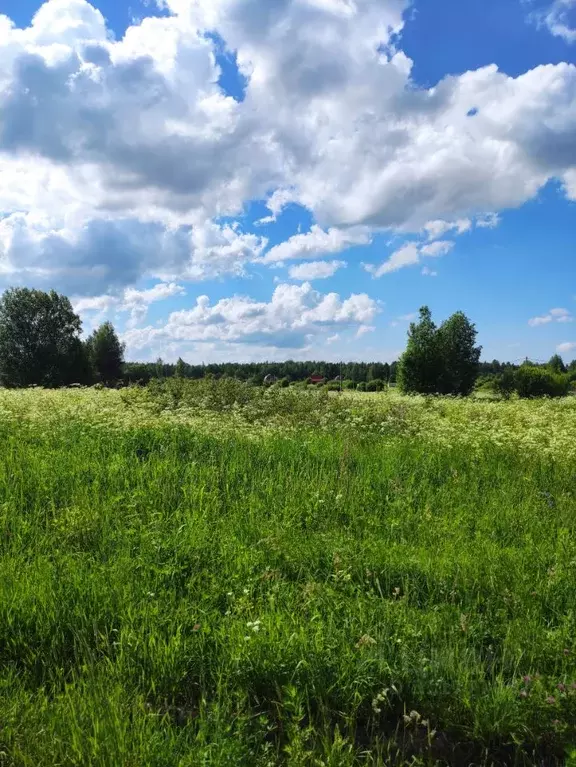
[0,0,574,363]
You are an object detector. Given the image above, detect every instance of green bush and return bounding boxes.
[343,380,356,390]
[356,381,366,392]
[513,366,570,399]
[366,379,385,392]
[493,370,516,399]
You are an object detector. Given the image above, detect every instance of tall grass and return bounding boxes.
[0,386,575,765]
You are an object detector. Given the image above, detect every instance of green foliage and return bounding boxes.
[0,387,575,764]
[343,380,356,390]
[437,311,482,395]
[493,369,517,400]
[548,354,567,374]
[366,379,385,392]
[513,365,570,399]
[87,322,125,385]
[175,357,186,378]
[0,287,86,388]
[398,307,481,396]
[398,307,440,395]
[356,381,366,392]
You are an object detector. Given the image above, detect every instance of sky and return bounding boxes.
[0,0,574,364]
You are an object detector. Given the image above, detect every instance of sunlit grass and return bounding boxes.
[0,385,575,765]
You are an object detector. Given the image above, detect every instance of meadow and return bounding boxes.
[0,382,576,766]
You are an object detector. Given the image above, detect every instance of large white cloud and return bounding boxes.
[0,213,266,293]
[0,0,575,327]
[123,281,379,353]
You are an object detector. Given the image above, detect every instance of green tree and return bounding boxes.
[437,311,482,395]
[398,307,481,396]
[175,357,186,378]
[86,322,125,385]
[397,306,440,394]
[0,288,85,388]
[548,354,567,374]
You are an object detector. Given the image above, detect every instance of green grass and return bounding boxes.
[0,387,575,765]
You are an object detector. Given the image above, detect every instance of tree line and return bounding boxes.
[0,288,574,395]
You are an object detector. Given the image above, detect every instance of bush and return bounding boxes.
[366,379,385,392]
[278,378,290,388]
[343,380,356,390]
[513,366,570,399]
[493,370,516,399]
[356,382,366,392]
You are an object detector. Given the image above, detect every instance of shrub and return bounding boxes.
[513,366,570,399]
[343,380,356,390]
[493,370,516,399]
[356,382,366,392]
[366,379,385,392]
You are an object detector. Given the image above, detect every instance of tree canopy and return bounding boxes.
[398,306,481,396]
[86,322,125,384]
[0,288,88,388]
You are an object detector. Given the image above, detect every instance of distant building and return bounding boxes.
[309,374,325,385]
[263,374,278,385]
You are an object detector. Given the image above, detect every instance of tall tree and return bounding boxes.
[0,288,84,388]
[87,322,125,384]
[548,354,567,374]
[397,306,440,394]
[175,357,186,378]
[398,307,481,396]
[437,311,482,395]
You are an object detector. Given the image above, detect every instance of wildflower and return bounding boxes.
[557,683,566,693]
[523,675,532,685]
[563,649,571,656]
[356,634,377,649]
[192,623,201,632]
[546,696,556,705]
[519,690,528,699]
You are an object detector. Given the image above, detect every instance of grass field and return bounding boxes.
[1,383,576,766]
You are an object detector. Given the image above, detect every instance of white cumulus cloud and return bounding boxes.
[262,226,370,264]
[122,281,379,354]
[288,260,346,281]
[528,307,573,326]
[0,0,575,340]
